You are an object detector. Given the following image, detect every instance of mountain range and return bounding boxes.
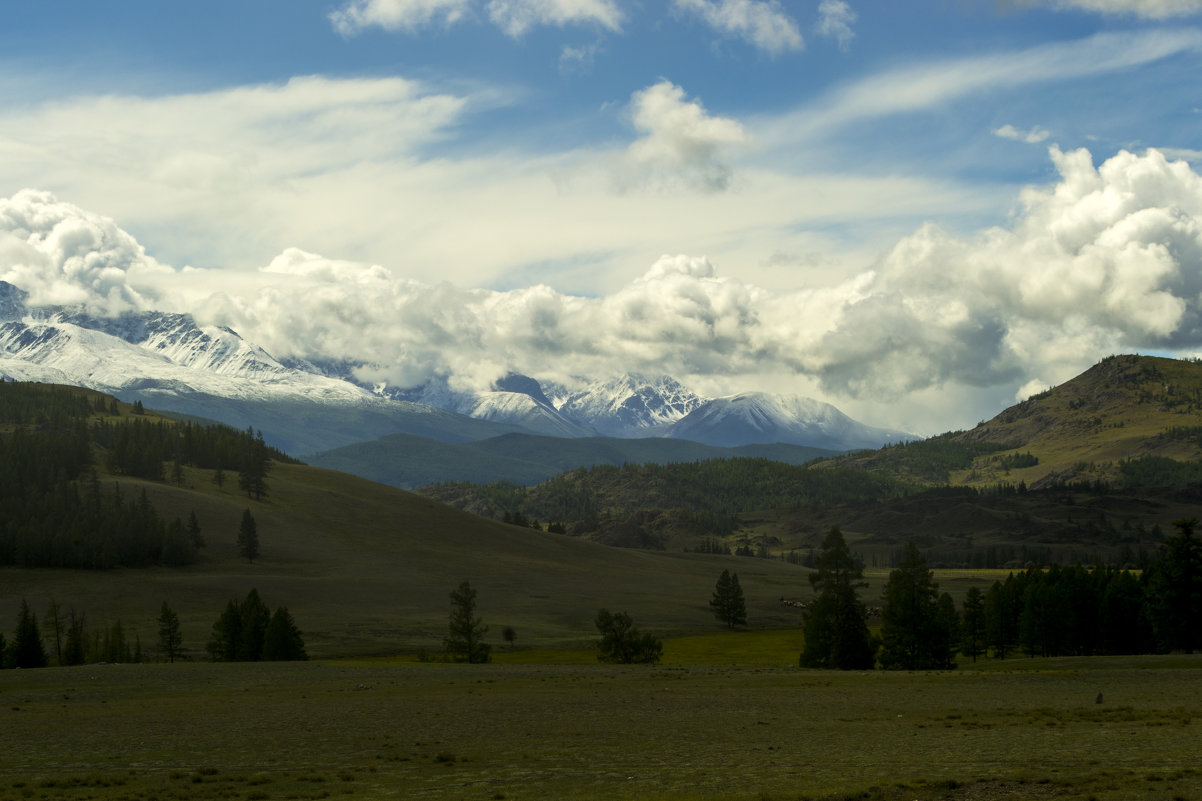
[0,280,911,466]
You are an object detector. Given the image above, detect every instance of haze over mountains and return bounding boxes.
[0,279,910,465]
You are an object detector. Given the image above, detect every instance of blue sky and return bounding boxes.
[2,0,1202,433]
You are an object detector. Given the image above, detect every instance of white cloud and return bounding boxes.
[5,145,1201,436]
[329,0,621,36]
[993,123,1051,143]
[1038,0,1202,18]
[330,0,472,35]
[0,190,166,315]
[673,0,803,55]
[761,28,1202,145]
[486,0,623,36]
[617,81,748,193]
[816,0,856,51]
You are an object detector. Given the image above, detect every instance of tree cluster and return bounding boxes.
[594,608,662,664]
[207,589,307,662]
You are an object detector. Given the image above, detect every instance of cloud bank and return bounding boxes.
[4,146,1202,432]
[330,0,623,36]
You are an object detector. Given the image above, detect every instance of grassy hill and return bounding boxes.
[0,455,814,659]
[833,354,1202,488]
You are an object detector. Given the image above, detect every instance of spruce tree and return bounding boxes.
[12,599,48,669]
[710,569,748,628]
[263,606,307,661]
[879,542,956,670]
[961,586,985,662]
[800,527,874,670]
[237,509,260,564]
[444,580,491,664]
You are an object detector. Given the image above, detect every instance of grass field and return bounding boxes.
[2,649,1200,801]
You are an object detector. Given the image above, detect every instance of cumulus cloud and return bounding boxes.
[816,0,856,51]
[4,145,1202,433]
[0,190,167,315]
[330,0,472,35]
[993,123,1051,143]
[673,0,803,55]
[617,81,748,193]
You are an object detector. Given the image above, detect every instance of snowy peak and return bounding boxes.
[0,281,27,321]
[557,373,704,436]
[669,392,909,450]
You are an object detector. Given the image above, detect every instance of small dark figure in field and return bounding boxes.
[1096,691,1104,704]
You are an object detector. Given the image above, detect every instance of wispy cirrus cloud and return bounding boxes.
[993,123,1051,143]
[1030,0,1202,19]
[816,0,857,51]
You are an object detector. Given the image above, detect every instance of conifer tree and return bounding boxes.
[801,527,874,670]
[263,606,307,661]
[595,608,662,664]
[158,602,183,663]
[879,542,957,670]
[12,599,48,669]
[237,509,260,564]
[961,586,985,662]
[710,569,748,628]
[445,580,491,663]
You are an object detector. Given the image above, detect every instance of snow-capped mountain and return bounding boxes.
[555,373,704,437]
[0,282,524,453]
[0,279,912,454]
[669,392,910,450]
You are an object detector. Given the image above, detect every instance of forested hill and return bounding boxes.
[0,382,292,568]
[418,458,906,549]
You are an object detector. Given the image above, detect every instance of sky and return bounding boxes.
[2,0,1202,435]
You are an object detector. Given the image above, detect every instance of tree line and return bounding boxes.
[0,591,306,668]
[801,519,1202,669]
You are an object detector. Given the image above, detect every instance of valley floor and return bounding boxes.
[1,653,1200,800]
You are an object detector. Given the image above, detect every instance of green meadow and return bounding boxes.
[3,648,1201,801]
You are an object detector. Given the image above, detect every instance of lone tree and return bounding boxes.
[595,608,662,664]
[445,580,491,664]
[157,601,183,663]
[710,569,747,628]
[800,527,874,670]
[237,509,260,564]
[237,428,271,500]
[502,625,517,649]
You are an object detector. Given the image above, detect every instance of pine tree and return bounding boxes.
[263,606,307,661]
[444,580,491,664]
[710,569,748,628]
[961,586,985,662]
[237,509,260,564]
[158,602,183,663]
[1147,517,1202,653]
[12,599,48,668]
[879,542,956,670]
[800,527,874,670]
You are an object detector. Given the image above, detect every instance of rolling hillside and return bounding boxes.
[0,384,811,658]
[832,354,1202,488]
